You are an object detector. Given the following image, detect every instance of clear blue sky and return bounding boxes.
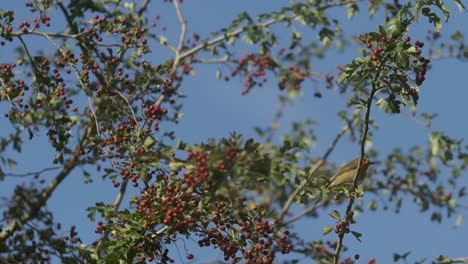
[1,1,468,263]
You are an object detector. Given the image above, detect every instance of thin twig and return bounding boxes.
[87,97,100,134]
[0,126,92,243]
[437,257,468,264]
[113,90,141,132]
[2,167,61,178]
[332,61,384,264]
[94,179,129,255]
[11,31,84,38]
[192,56,230,64]
[155,225,168,235]
[283,204,321,226]
[147,33,177,52]
[404,112,431,128]
[39,31,101,135]
[138,0,151,16]
[0,78,13,107]
[177,0,358,63]
[277,126,348,221]
[172,0,187,72]
[17,35,40,75]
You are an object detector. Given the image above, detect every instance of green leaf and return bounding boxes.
[86,206,97,221]
[376,95,401,114]
[143,135,156,148]
[319,27,334,46]
[176,139,187,150]
[429,132,441,156]
[347,4,359,19]
[290,31,301,49]
[350,231,362,242]
[394,251,411,261]
[329,210,341,220]
[368,199,378,211]
[159,36,168,45]
[431,212,442,222]
[454,0,465,11]
[454,214,463,228]
[7,159,16,169]
[322,226,334,235]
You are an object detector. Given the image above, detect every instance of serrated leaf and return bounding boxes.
[454,0,465,11]
[406,46,418,54]
[431,212,442,222]
[143,136,156,148]
[86,207,97,221]
[347,4,359,19]
[337,72,349,84]
[429,132,441,156]
[351,231,362,242]
[290,31,301,49]
[322,226,334,235]
[329,210,341,220]
[319,27,334,46]
[159,36,168,45]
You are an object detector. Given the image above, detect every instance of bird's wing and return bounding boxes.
[332,158,359,178]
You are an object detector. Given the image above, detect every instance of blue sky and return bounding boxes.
[1,1,468,263]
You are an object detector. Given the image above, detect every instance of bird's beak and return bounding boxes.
[369,161,377,165]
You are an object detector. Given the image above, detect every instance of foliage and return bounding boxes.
[0,0,467,263]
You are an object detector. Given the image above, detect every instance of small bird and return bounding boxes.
[327,157,375,188]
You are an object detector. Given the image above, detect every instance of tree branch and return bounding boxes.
[171,0,187,72]
[177,0,359,62]
[332,61,385,264]
[94,179,129,255]
[0,126,92,243]
[283,204,323,226]
[11,30,84,39]
[2,166,60,178]
[277,126,348,221]
[438,257,468,264]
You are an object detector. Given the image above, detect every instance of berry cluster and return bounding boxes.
[0,62,15,78]
[183,151,211,187]
[277,66,307,91]
[109,174,202,262]
[143,102,168,130]
[334,220,350,236]
[229,53,275,95]
[216,147,237,170]
[103,143,293,263]
[199,201,292,263]
[404,37,430,85]
[18,21,31,33]
[134,179,199,232]
[335,211,354,236]
[364,34,430,87]
[184,33,201,48]
[95,221,105,234]
[34,14,51,28]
